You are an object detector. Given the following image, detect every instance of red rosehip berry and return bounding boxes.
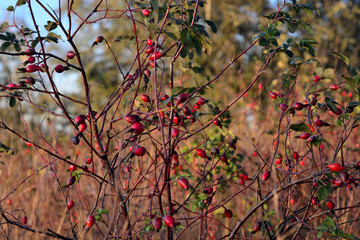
[330,85,338,90]
[293,102,304,111]
[26,64,41,73]
[150,52,162,61]
[177,177,189,190]
[86,215,95,228]
[313,75,321,82]
[153,217,162,231]
[327,200,335,210]
[253,221,262,232]
[21,216,27,225]
[27,56,35,63]
[133,146,147,156]
[131,122,145,135]
[279,103,288,111]
[142,9,151,17]
[140,94,151,102]
[67,176,76,187]
[196,148,207,158]
[125,114,141,124]
[203,186,213,195]
[147,38,152,46]
[68,165,77,171]
[75,114,86,125]
[67,200,74,210]
[197,97,206,105]
[262,171,271,181]
[269,91,278,99]
[224,209,233,218]
[176,92,189,104]
[311,197,319,206]
[327,163,345,172]
[293,152,299,160]
[54,65,65,73]
[67,51,75,59]
[213,119,222,128]
[78,122,87,133]
[163,215,175,228]
[299,132,311,140]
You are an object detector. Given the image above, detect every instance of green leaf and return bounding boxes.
[290,57,303,66]
[180,28,188,46]
[289,123,310,132]
[287,21,298,33]
[322,216,335,227]
[190,203,197,212]
[325,97,338,113]
[348,102,360,108]
[0,22,9,32]
[16,0,26,6]
[317,186,328,200]
[96,208,109,215]
[7,6,14,11]
[0,34,8,41]
[9,96,16,108]
[205,20,217,33]
[285,50,293,58]
[150,0,158,10]
[13,41,21,52]
[331,52,350,66]
[259,38,269,46]
[44,21,57,31]
[0,42,11,51]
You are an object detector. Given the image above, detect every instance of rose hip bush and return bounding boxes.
[0,0,360,239]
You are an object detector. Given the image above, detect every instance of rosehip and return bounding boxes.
[67,51,75,59]
[293,102,304,111]
[177,177,189,190]
[68,165,77,171]
[78,122,87,133]
[262,171,271,181]
[299,133,310,140]
[196,149,207,158]
[279,103,288,111]
[153,217,162,231]
[150,52,162,61]
[182,106,191,116]
[133,146,147,156]
[293,152,299,160]
[193,103,200,109]
[311,197,319,206]
[131,122,145,134]
[67,200,74,210]
[125,114,141,124]
[330,85,338,90]
[26,64,41,73]
[86,215,95,228]
[163,215,175,228]
[176,92,189,104]
[269,91,278,99]
[253,221,262,232]
[21,216,27,225]
[142,9,151,17]
[75,114,86,125]
[224,209,233,218]
[140,94,151,102]
[147,38,152,46]
[197,97,206,105]
[27,56,35,63]
[211,147,220,155]
[54,65,65,73]
[213,119,222,128]
[67,176,76,187]
[203,186,213,195]
[327,163,345,172]
[313,75,321,82]
[327,200,335,210]
[172,129,179,137]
